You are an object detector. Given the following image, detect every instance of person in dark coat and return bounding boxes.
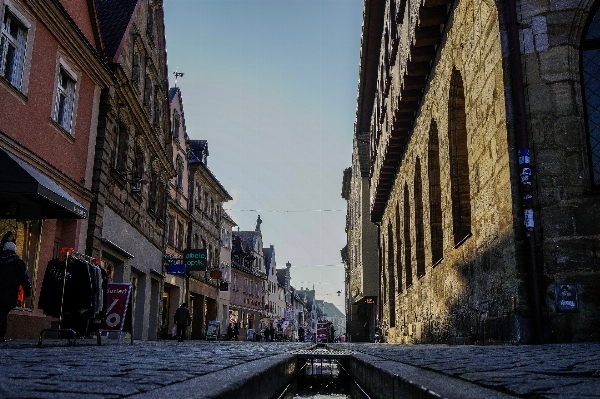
[174,303,191,342]
[0,241,32,342]
[233,322,239,341]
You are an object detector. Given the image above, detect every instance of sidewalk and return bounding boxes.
[340,342,600,398]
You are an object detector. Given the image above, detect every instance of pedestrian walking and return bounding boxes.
[227,323,234,340]
[174,303,191,342]
[233,323,239,341]
[0,241,32,342]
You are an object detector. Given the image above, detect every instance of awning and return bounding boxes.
[0,148,87,219]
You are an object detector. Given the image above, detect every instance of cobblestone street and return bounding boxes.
[1,340,599,398]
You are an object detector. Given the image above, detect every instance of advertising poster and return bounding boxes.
[101,283,132,331]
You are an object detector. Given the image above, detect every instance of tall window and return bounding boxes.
[172,110,180,142]
[134,141,144,180]
[0,8,27,90]
[395,204,402,291]
[116,123,129,172]
[387,222,396,327]
[144,74,152,109]
[177,221,184,249]
[176,156,184,189]
[448,69,471,245]
[414,158,426,278]
[146,1,154,39]
[428,120,443,264]
[403,184,412,287]
[167,214,175,245]
[148,169,158,211]
[132,44,140,87]
[153,86,161,126]
[582,7,600,187]
[52,66,76,132]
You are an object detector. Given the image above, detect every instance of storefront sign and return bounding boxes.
[167,264,186,275]
[365,296,377,305]
[101,283,132,331]
[184,248,207,271]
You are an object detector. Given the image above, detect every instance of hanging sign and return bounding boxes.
[101,283,132,331]
[167,264,186,275]
[184,248,207,271]
[210,270,222,279]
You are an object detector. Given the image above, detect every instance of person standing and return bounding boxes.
[174,303,191,342]
[233,322,239,341]
[0,241,32,342]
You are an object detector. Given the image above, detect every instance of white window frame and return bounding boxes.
[0,1,33,93]
[51,58,79,134]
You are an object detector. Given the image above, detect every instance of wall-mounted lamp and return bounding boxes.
[337,290,342,296]
[130,173,148,193]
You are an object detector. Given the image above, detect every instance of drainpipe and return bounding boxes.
[505,0,544,343]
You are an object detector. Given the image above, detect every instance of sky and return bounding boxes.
[163,0,364,311]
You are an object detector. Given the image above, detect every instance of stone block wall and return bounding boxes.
[379,0,523,343]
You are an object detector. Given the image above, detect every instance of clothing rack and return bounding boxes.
[37,248,102,347]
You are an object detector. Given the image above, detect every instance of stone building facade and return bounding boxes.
[186,140,232,339]
[342,132,380,342]
[88,0,173,340]
[359,0,600,344]
[161,86,191,339]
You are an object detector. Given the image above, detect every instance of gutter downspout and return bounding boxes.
[505,0,544,343]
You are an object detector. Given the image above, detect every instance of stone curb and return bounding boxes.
[128,352,297,399]
[349,353,517,399]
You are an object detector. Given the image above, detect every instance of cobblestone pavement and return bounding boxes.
[0,339,310,398]
[340,342,600,398]
[1,339,599,398]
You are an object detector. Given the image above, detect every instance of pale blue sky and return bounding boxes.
[164,0,364,311]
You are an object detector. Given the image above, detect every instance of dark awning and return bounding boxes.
[0,148,87,219]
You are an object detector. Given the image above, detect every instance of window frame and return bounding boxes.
[0,1,33,94]
[51,57,79,135]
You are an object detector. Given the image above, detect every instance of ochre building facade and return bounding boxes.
[357,0,600,344]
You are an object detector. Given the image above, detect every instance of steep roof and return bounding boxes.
[221,210,237,227]
[276,269,287,287]
[94,0,140,63]
[234,231,261,252]
[169,87,179,102]
[323,302,345,318]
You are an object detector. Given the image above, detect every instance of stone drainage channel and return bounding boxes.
[189,344,514,399]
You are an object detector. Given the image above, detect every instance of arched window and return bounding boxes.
[403,184,412,287]
[395,203,402,292]
[387,222,396,327]
[172,110,180,142]
[414,158,426,278]
[582,7,600,187]
[448,69,471,245]
[428,120,443,264]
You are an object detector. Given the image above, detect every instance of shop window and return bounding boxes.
[0,6,28,90]
[448,69,471,245]
[428,120,443,264]
[52,64,77,133]
[0,219,41,310]
[387,222,395,327]
[403,184,412,287]
[582,6,600,187]
[414,158,425,278]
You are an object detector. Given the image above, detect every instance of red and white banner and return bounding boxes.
[101,283,132,331]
